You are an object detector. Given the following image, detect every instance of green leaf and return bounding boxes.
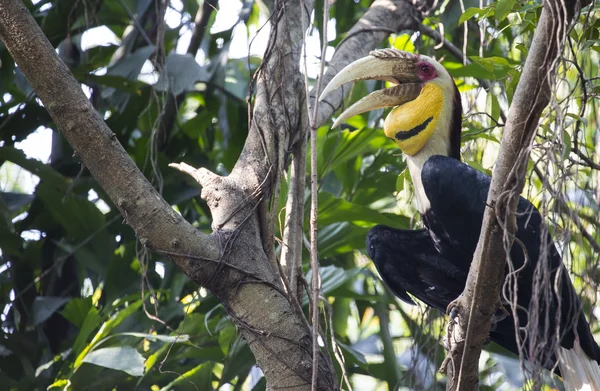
[30,296,70,327]
[470,56,510,71]
[0,146,65,184]
[459,7,483,25]
[218,324,237,355]
[304,266,361,306]
[461,127,499,143]
[395,168,411,194]
[160,362,213,391]
[115,332,190,343]
[71,306,101,359]
[562,130,572,160]
[154,53,210,95]
[47,379,71,390]
[338,341,367,365]
[316,192,409,228]
[74,300,143,369]
[81,346,145,376]
[448,56,514,80]
[317,222,368,256]
[495,0,518,22]
[491,95,500,123]
[395,169,405,193]
[34,180,115,275]
[36,351,69,377]
[583,39,600,50]
[79,74,144,94]
[220,338,255,385]
[102,45,155,108]
[101,299,144,335]
[566,113,588,127]
[446,62,495,80]
[515,43,528,56]
[316,125,390,179]
[1,192,34,213]
[465,160,492,176]
[389,33,415,53]
[104,45,155,83]
[505,69,521,103]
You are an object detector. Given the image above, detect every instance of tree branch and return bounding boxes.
[281,138,307,301]
[0,1,221,266]
[443,1,587,389]
[0,0,335,389]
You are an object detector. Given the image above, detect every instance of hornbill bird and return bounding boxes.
[319,49,600,390]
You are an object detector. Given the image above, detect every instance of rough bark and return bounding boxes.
[0,1,333,389]
[443,1,588,390]
[0,0,423,388]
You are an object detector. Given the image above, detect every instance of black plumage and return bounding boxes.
[367,155,600,370]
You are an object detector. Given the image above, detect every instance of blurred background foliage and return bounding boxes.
[0,0,599,389]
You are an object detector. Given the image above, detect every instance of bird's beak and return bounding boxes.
[319,49,423,128]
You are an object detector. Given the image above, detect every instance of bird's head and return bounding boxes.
[319,49,462,159]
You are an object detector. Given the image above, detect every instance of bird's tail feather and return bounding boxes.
[557,341,600,391]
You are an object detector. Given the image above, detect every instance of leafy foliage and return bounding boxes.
[0,0,599,390]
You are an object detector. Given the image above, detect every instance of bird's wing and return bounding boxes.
[421,155,600,365]
[366,225,466,311]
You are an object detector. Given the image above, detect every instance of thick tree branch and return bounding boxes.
[0,1,335,389]
[171,0,341,386]
[442,1,587,390]
[0,1,221,266]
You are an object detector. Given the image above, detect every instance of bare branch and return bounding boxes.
[281,139,307,299]
[443,1,586,389]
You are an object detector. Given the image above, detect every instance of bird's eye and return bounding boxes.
[417,61,437,80]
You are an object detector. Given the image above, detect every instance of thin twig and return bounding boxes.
[419,22,508,123]
[458,0,467,65]
[532,165,600,253]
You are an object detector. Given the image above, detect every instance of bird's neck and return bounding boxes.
[403,82,462,214]
[406,127,454,215]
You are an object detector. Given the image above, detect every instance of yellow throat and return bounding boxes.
[383,83,444,156]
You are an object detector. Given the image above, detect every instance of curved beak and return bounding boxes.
[319,49,423,128]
